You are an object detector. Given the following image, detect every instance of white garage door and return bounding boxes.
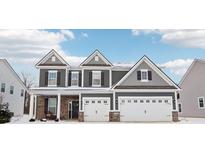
[119,97,172,122]
[83,97,110,122]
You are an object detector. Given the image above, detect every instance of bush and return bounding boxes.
[0,110,12,123]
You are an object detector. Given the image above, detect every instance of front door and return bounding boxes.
[69,101,79,119]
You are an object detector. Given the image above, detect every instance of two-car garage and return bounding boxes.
[119,96,173,122]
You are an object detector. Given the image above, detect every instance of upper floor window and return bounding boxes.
[92,71,101,86]
[141,69,148,81]
[198,97,204,109]
[48,71,57,86]
[10,86,14,94]
[71,71,79,86]
[137,69,152,81]
[1,83,5,93]
[21,89,24,97]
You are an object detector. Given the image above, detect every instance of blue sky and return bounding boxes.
[1,29,205,84]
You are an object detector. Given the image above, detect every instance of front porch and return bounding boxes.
[29,94,80,121]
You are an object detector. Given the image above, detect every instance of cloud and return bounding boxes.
[81,32,88,38]
[60,29,75,40]
[0,29,77,65]
[65,56,86,66]
[132,29,205,49]
[159,59,193,76]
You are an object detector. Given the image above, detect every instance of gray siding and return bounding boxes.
[120,61,169,86]
[179,60,205,117]
[83,56,109,66]
[44,55,64,65]
[112,71,128,85]
[83,70,110,87]
[39,69,65,87]
[81,93,113,110]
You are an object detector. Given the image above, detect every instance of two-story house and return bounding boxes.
[29,49,180,122]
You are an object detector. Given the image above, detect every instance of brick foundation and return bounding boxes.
[109,112,120,122]
[78,112,84,122]
[172,111,179,122]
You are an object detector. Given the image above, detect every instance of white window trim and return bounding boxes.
[95,56,99,61]
[48,70,57,87]
[51,56,56,62]
[71,71,79,87]
[92,71,101,87]
[141,69,148,82]
[198,96,205,109]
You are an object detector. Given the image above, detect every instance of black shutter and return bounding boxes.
[148,71,152,80]
[45,72,48,86]
[89,71,92,86]
[101,71,105,86]
[68,71,71,86]
[177,93,180,99]
[79,71,82,87]
[57,71,61,86]
[44,98,48,114]
[137,70,141,80]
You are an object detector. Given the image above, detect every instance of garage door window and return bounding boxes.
[158,100,162,103]
[134,100,137,103]
[198,97,204,109]
[146,100,150,103]
[140,100,144,103]
[152,100,156,103]
[92,101,95,103]
[128,100,131,103]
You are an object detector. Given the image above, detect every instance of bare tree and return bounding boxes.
[21,72,35,88]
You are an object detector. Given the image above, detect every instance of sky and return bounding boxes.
[1,29,205,84]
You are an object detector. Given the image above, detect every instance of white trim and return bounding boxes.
[140,69,148,82]
[113,89,178,92]
[36,49,69,67]
[29,93,34,119]
[79,93,82,111]
[109,69,112,87]
[174,91,178,111]
[65,68,68,87]
[57,93,61,119]
[113,91,116,111]
[48,70,57,87]
[92,70,101,87]
[81,66,112,70]
[198,96,205,109]
[71,71,79,87]
[112,56,180,90]
[80,50,113,66]
[36,66,68,69]
[82,69,84,87]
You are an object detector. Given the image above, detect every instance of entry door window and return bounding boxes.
[71,72,79,86]
[48,98,57,115]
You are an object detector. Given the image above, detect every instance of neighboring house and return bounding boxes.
[29,49,180,122]
[178,59,205,118]
[0,59,27,116]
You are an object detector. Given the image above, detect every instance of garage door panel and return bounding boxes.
[119,97,172,122]
[83,98,110,122]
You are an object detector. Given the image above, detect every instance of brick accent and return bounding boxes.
[36,96,46,120]
[109,112,120,122]
[78,112,84,122]
[172,111,179,122]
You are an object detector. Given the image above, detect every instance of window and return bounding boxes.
[128,100,131,103]
[10,86,14,94]
[198,97,204,109]
[178,103,182,113]
[141,70,148,81]
[48,71,57,86]
[85,101,89,104]
[140,100,144,103]
[164,100,169,103]
[98,100,101,103]
[158,100,162,103]
[152,100,156,103]
[95,56,99,61]
[134,100,137,103]
[51,56,56,62]
[1,83,5,93]
[71,71,79,86]
[92,101,95,103]
[92,71,101,86]
[48,98,57,115]
[146,100,150,103]
[21,89,24,97]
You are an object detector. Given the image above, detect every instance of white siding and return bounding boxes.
[0,60,26,116]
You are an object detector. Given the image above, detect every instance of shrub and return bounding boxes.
[0,102,12,124]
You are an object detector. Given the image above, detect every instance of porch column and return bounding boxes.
[29,93,34,119]
[33,95,37,119]
[57,93,61,120]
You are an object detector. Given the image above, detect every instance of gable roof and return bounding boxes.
[80,49,113,66]
[35,49,70,67]
[0,59,27,90]
[179,59,204,86]
[112,55,180,90]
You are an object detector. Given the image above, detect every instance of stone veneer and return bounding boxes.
[172,111,179,122]
[109,112,120,122]
[36,96,46,120]
[78,112,84,122]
